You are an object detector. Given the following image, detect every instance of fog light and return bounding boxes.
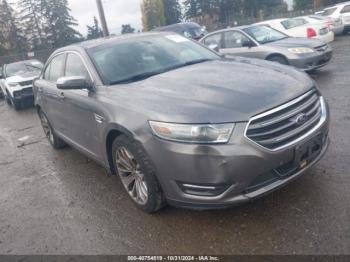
[178,182,229,197]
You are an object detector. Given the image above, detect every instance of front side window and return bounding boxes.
[48,54,66,82]
[243,26,288,44]
[65,53,90,80]
[88,35,219,85]
[223,31,253,48]
[281,18,308,29]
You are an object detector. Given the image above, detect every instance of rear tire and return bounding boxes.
[112,135,166,213]
[38,109,66,149]
[267,55,288,65]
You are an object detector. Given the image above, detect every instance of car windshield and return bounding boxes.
[322,7,337,16]
[243,25,288,44]
[5,60,43,77]
[88,34,219,85]
[281,18,308,29]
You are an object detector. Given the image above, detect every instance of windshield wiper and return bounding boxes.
[109,59,214,85]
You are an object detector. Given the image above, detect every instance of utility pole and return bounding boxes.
[96,0,109,37]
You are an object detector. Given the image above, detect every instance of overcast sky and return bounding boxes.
[68,0,143,36]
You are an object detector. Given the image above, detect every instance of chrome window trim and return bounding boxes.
[244,90,327,152]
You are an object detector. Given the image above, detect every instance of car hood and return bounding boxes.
[102,58,315,123]
[6,72,40,83]
[267,37,326,48]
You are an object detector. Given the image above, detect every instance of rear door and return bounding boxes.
[220,30,263,59]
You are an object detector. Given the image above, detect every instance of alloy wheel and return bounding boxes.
[116,147,149,205]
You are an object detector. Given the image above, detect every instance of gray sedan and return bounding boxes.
[200,25,333,71]
[34,33,329,213]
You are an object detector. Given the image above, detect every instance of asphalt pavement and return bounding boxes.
[0,35,349,255]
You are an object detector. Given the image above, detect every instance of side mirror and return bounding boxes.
[242,40,255,48]
[57,76,92,90]
[208,43,219,52]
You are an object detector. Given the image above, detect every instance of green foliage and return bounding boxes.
[42,0,83,48]
[121,24,136,34]
[87,17,103,40]
[163,0,182,25]
[141,0,166,31]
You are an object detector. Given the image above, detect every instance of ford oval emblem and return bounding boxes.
[295,113,308,125]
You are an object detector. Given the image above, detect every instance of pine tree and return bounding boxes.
[121,24,135,34]
[17,0,47,49]
[42,0,82,48]
[86,17,103,40]
[163,0,182,25]
[0,0,27,54]
[141,0,166,31]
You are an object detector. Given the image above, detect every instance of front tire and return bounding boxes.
[267,55,288,65]
[38,110,66,149]
[112,135,166,213]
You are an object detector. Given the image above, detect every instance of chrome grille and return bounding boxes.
[21,87,33,95]
[245,89,326,151]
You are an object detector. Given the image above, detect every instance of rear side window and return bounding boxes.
[203,33,222,48]
[341,5,350,13]
[281,18,307,29]
[223,31,251,48]
[65,53,90,80]
[46,54,66,82]
[322,7,337,16]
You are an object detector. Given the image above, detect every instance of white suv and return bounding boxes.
[320,1,350,34]
[0,60,43,110]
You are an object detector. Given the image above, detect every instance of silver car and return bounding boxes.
[200,25,333,71]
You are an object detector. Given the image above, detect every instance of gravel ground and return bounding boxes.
[0,35,349,255]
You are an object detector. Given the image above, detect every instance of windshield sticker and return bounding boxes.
[165,35,189,43]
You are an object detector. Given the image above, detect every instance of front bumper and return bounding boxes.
[142,107,330,210]
[289,49,333,71]
[13,87,34,106]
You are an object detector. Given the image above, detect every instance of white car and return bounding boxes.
[301,15,344,35]
[255,18,334,44]
[0,60,43,110]
[319,1,350,34]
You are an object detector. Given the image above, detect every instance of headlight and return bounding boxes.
[288,47,314,54]
[149,121,235,144]
[8,82,19,87]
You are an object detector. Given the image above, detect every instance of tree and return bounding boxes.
[294,0,314,10]
[141,0,166,31]
[121,24,135,34]
[17,0,47,49]
[163,0,182,25]
[42,0,82,48]
[87,17,103,40]
[0,0,27,54]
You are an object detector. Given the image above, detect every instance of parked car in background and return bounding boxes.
[200,25,333,71]
[0,59,44,110]
[300,15,344,35]
[34,33,329,213]
[153,22,207,40]
[255,18,334,43]
[319,1,350,33]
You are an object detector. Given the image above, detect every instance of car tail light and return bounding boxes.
[307,28,317,38]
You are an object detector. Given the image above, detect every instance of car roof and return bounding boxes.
[153,22,201,31]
